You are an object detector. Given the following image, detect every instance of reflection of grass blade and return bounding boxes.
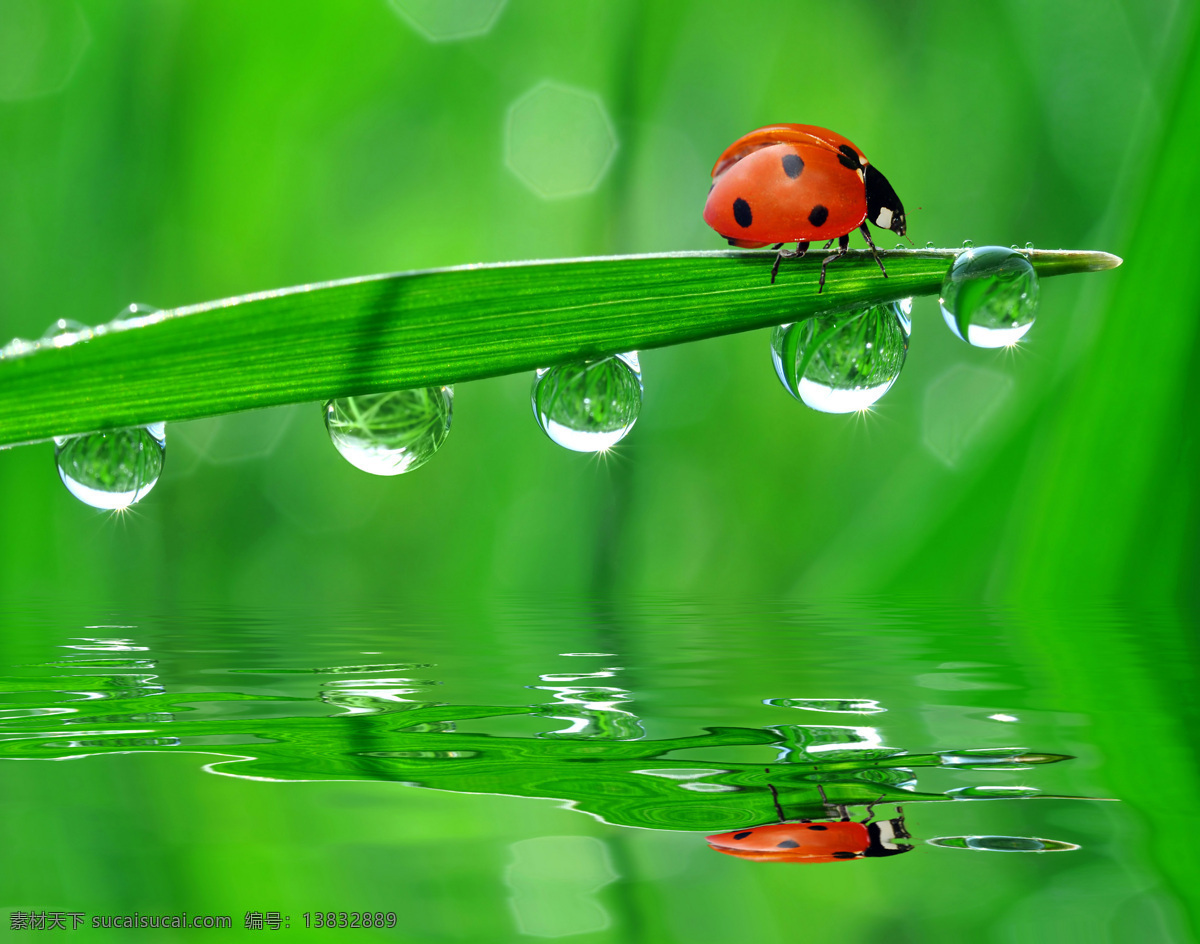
[0,249,1118,446]
[0,677,1105,832]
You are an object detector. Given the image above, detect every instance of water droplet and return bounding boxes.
[928,835,1080,852]
[532,352,642,452]
[36,316,96,351]
[961,239,974,248]
[54,424,166,510]
[936,747,1068,769]
[939,245,1039,348]
[324,387,453,475]
[41,318,88,339]
[1,336,36,360]
[894,296,913,337]
[924,241,935,249]
[894,242,905,250]
[771,301,909,413]
[107,303,164,331]
[944,785,1041,799]
[764,698,886,714]
[1024,241,1035,250]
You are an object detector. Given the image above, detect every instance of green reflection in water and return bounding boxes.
[0,661,1082,832]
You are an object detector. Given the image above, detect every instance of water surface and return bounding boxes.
[1,601,1194,942]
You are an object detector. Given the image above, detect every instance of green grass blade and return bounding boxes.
[0,248,1120,446]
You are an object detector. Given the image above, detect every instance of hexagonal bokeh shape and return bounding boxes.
[922,364,1014,468]
[0,0,90,101]
[171,405,299,468]
[506,81,618,199]
[388,0,507,42]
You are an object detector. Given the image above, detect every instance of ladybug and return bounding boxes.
[703,124,907,290]
[705,786,913,864]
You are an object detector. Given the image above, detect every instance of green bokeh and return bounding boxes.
[0,0,1196,940]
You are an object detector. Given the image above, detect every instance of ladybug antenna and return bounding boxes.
[904,234,916,247]
[861,794,887,824]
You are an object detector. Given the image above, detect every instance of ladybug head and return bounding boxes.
[864,164,906,236]
[862,816,914,858]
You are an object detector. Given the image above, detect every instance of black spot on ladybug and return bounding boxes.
[733,198,753,228]
[807,825,828,831]
[838,145,861,170]
[726,238,740,246]
[776,840,800,849]
[782,153,804,179]
[808,205,829,227]
[832,851,858,859]
[732,831,753,840]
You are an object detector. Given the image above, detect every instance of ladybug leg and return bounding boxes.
[817,234,851,294]
[816,783,833,817]
[858,222,887,278]
[769,241,810,285]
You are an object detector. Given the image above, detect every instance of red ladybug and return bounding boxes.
[705,786,913,864]
[703,124,907,290]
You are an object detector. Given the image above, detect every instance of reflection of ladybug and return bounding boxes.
[703,124,907,289]
[706,786,913,863]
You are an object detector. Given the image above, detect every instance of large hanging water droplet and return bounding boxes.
[771,300,910,413]
[532,352,642,452]
[54,424,166,510]
[927,835,1080,852]
[940,246,1039,348]
[324,387,453,475]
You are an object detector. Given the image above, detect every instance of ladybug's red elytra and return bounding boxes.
[703,124,907,290]
[705,784,913,864]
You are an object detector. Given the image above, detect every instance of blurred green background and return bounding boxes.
[0,0,1194,608]
[0,0,1198,940]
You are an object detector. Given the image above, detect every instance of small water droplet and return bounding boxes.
[927,835,1080,852]
[41,318,88,339]
[532,352,642,452]
[771,301,909,413]
[940,246,1039,348]
[107,303,164,331]
[1,337,36,360]
[924,241,935,249]
[894,242,905,250]
[945,785,1041,799]
[37,317,96,351]
[1024,241,1035,250]
[961,239,974,249]
[54,424,166,510]
[764,697,886,714]
[324,387,453,475]
[936,747,1067,769]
